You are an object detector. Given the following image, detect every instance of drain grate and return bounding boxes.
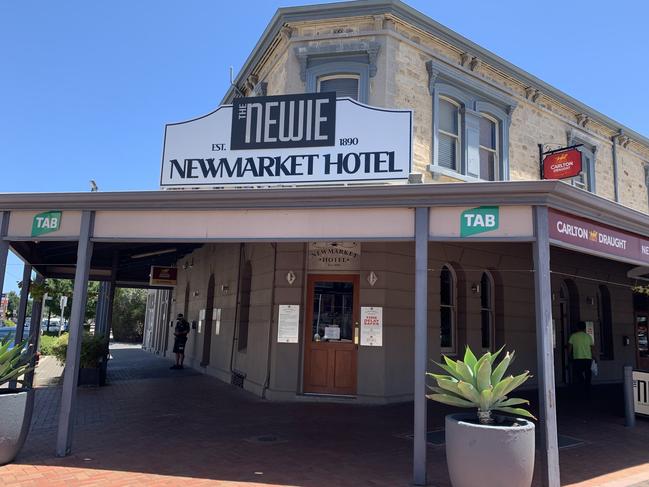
[244,434,287,444]
[231,369,245,388]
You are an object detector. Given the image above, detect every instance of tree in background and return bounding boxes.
[111,288,147,342]
[5,291,19,320]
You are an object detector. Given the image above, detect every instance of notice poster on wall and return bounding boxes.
[213,308,221,335]
[360,306,383,346]
[633,370,649,416]
[277,305,300,343]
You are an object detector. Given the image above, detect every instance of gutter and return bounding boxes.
[612,132,621,203]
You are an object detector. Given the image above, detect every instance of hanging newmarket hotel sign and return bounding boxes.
[160,92,412,187]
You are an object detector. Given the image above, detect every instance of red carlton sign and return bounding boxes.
[543,148,582,180]
[549,209,649,265]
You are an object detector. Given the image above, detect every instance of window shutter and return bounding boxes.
[319,77,359,100]
[438,133,456,170]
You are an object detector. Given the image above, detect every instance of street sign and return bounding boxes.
[460,206,500,237]
[31,211,62,237]
[60,296,68,309]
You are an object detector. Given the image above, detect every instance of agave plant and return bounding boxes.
[0,335,35,388]
[427,346,535,424]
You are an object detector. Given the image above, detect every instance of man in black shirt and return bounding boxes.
[171,313,190,370]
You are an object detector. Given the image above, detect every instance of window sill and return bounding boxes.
[428,165,482,182]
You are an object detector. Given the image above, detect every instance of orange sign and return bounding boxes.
[149,266,177,286]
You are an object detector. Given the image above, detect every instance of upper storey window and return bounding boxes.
[295,41,380,105]
[317,74,360,101]
[568,131,597,193]
[479,114,499,181]
[438,97,461,171]
[427,60,516,182]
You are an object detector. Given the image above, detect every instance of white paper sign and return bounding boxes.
[360,306,383,346]
[633,370,649,416]
[278,305,300,343]
[324,326,341,340]
[213,308,221,335]
[199,309,206,321]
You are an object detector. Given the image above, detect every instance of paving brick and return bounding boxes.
[2,343,649,486]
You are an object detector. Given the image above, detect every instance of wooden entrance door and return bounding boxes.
[636,314,649,371]
[303,274,359,395]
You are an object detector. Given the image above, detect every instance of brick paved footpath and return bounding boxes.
[1,343,649,486]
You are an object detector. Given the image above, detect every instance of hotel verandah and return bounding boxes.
[3,2,649,485]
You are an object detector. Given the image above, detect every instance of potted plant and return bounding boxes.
[0,335,35,465]
[52,333,109,386]
[427,346,535,487]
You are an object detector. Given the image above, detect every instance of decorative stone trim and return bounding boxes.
[469,57,481,72]
[525,86,541,103]
[294,41,381,81]
[279,26,293,43]
[576,113,590,128]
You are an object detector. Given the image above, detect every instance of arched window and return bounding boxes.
[237,261,252,352]
[480,271,495,351]
[598,285,614,360]
[440,264,457,353]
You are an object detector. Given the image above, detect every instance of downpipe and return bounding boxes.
[262,243,278,399]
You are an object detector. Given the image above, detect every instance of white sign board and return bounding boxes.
[633,370,649,416]
[308,242,360,271]
[213,308,221,335]
[60,295,68,310]
[160,93,412,187]
[277,305,300,343]
[324,326,341,340]
[360,306,383,346]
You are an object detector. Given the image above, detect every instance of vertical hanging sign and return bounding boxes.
[360,306,383,346]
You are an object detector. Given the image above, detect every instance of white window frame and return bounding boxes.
[479,114,500,182]
[440,264,458,355]
[316,73,361,100]
[437,96,462,172]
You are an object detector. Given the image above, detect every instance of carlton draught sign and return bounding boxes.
[542,147,582,180]
[160,92,412,187]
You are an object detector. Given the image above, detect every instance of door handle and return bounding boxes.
[354,322,360,347]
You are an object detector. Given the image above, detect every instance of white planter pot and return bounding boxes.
[445,413,535,487]
[0,389,35,465]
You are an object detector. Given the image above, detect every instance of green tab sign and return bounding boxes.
[32,211,62,237]
[460,206,499,237]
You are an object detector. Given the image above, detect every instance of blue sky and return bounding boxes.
[1,0,647,292]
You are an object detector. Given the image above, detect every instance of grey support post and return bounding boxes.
[14,263,33,344]
[533,206,561,487]
[413,207,429,486]
[25,274,45,388]
[56,211,94,457]
[0,211,9,303]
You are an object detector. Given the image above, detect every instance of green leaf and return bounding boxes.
[457,381,481,404]
[426,393,475,408]
[491,351,513,385]
[476,357,492,392]
[434,362,465,383]
[495,397,529,408]
[491,375,513,401]
[463,346,478,371]
[495,406,536,420]
[501,372,531,397]
[436,378,464,397]
[480,387,494,411]
[489,345,505,365]
[454,360,475,385]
